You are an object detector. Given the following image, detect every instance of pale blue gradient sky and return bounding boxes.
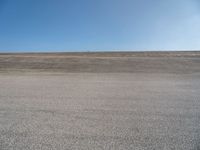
[0,0,200,52]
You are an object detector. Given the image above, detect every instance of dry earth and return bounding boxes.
[0,52,200,150]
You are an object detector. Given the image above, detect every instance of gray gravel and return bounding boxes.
[0,73,200,150]
[0,52,200,150]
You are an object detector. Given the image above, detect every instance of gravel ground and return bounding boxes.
[0,52,200,150]
[0,73,200,150]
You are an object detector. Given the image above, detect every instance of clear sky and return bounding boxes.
[0,0,200,52]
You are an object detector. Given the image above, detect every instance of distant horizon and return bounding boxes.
[0,50,200,53]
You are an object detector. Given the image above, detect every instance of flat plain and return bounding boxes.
[0,52,200,150]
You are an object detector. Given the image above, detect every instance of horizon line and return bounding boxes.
[0,50,200,54]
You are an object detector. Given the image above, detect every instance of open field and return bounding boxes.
[0,52,200,149]
[0,51,200,73]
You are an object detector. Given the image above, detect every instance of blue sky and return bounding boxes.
[0,0,200,52]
